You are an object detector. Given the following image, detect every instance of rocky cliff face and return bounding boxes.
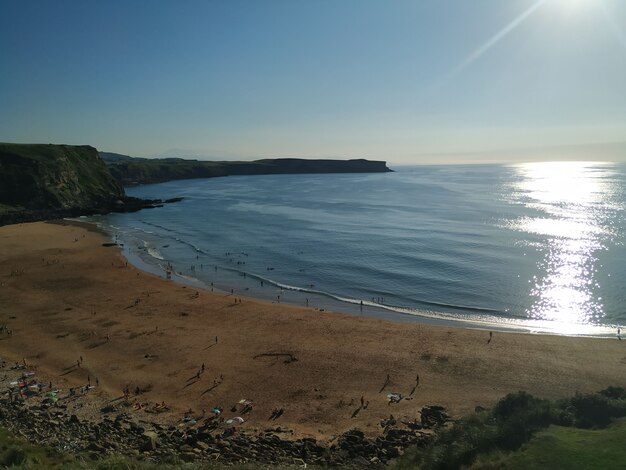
[0,143,125,224]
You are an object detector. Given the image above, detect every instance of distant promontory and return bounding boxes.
[100,152,392,186]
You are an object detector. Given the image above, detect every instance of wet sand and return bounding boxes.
[0,221,625,439]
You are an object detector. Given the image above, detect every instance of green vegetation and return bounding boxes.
[394,387,626,470]
[472,418,626,469]
[101,153,391,186]
[0,427,74,469]
[3,389,626,469]
[0,143,123,215]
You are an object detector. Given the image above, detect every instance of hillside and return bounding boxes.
[0,144,140,225]
[101,153,392,185]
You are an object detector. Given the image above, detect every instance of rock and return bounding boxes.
[420,405,449,428]
[180,451,197,462]
[85,442,105,453]
[139,431,159,452]
[179,444,194,453]
[195,441,210,451]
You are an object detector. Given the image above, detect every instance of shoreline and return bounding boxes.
[82,216,619,339]
[1,220,625,460]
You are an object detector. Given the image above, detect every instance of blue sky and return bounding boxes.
[1,0,625,163]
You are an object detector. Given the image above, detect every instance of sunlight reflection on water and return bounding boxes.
[506,161,619,325]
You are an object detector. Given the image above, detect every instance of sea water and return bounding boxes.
[91,161,626,336]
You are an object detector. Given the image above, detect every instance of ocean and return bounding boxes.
[89,161,626,336]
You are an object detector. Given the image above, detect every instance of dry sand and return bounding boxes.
[0,221,625,440]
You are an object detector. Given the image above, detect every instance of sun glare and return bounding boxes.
[553,0,595,11]
[508,161,616,326]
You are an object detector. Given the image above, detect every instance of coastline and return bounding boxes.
[84,216,618,338]
[1,220,625,461]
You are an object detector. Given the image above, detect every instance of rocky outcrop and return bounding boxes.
[0,144,182,226]
[0,401,436,468]
[0,361,446,467]
[1,144,123,210]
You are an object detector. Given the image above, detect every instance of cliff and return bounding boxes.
[102,154,392,186]
[0,144,392,225]
[0,144,137,225]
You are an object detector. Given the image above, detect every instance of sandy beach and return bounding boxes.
[1,221,625,441]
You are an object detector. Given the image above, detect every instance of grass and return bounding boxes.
[472,417,626,469]
[0,427,74,469]
[392,387,626,470]
[0,202,24,215]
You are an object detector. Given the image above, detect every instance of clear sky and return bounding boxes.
[1,0,625,164]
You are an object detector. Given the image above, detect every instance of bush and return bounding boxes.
[412,413,498,469]
[492,392,552,450]
[600,386,626,400]
[0,446,27,467]
[393,388,626,470]
[567,392,626,428]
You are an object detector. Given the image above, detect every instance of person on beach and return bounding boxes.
[488,331,493,344]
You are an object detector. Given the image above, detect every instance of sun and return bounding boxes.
[552,0,595,11]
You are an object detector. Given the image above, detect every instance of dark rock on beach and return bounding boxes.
[0,390,439,468]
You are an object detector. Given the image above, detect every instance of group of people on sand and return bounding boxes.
[134,400,170,413]
[3,359,94,404]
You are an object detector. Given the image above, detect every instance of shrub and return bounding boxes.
[600,386,626,400]
[491,391,552,450]
[0,446,27,467]
[567,392,626,428]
